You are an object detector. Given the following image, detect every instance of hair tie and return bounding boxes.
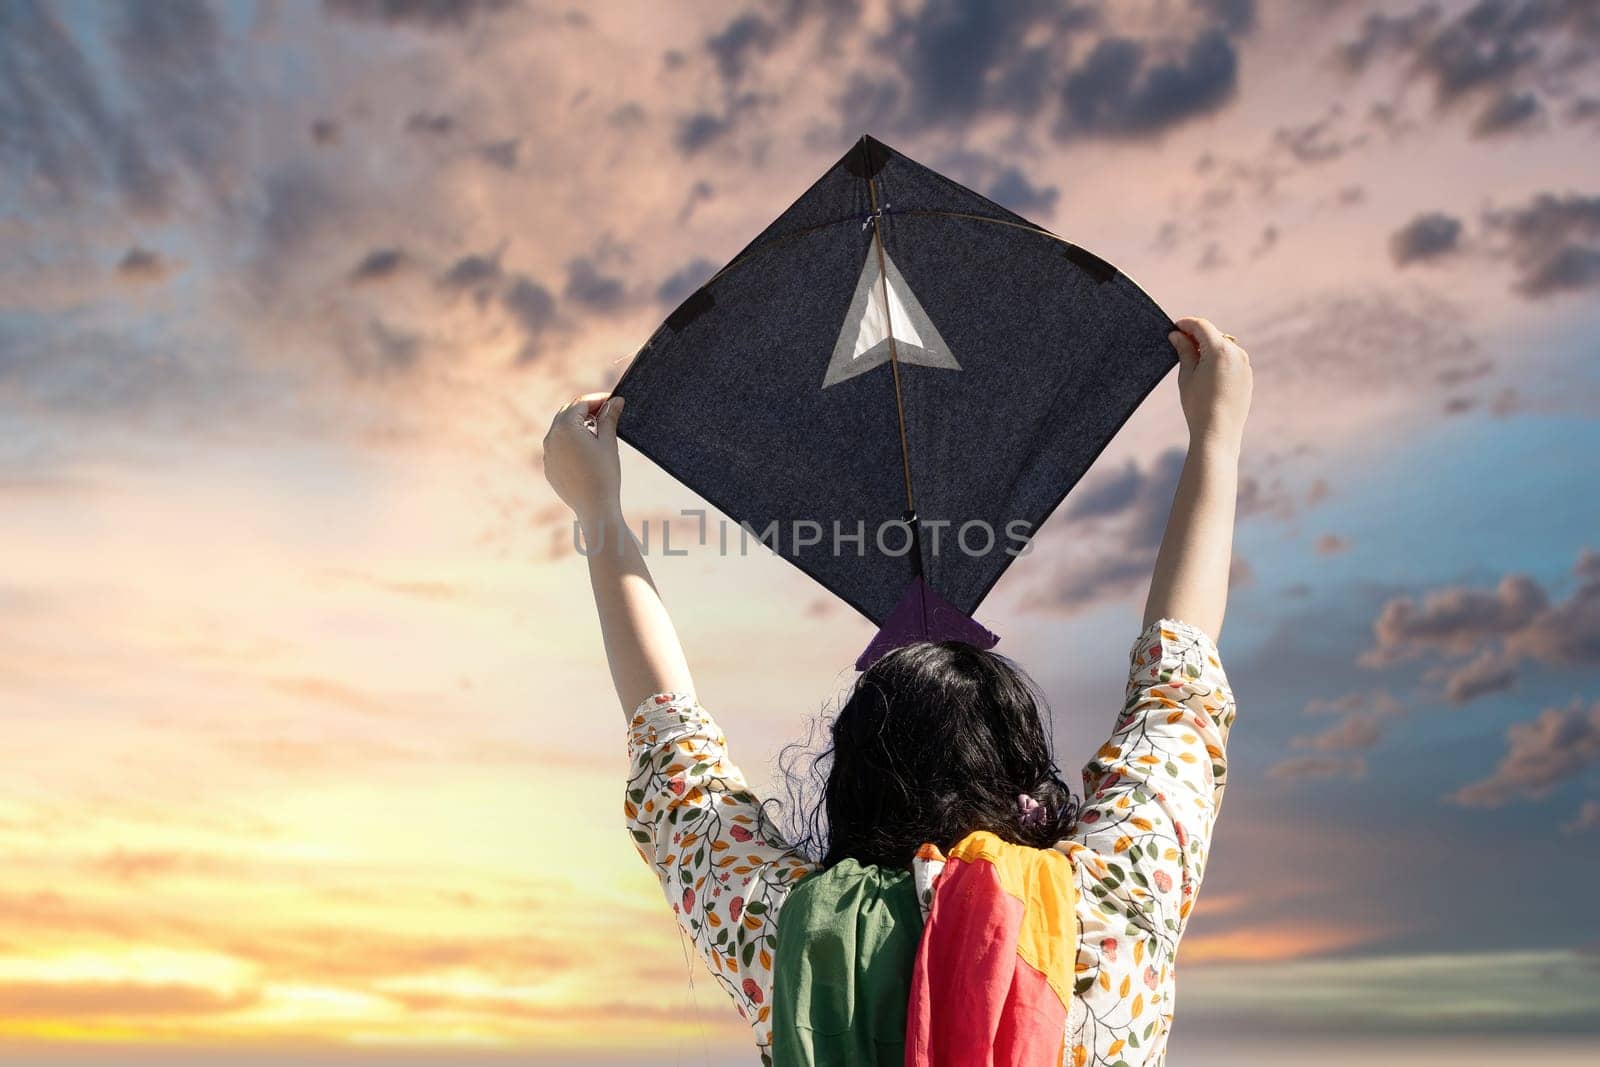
[1016,793,1048,829]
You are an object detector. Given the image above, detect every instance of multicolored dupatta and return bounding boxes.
[771,830,1080,1066]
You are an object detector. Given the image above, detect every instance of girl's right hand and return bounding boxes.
[1169,315,1253,448]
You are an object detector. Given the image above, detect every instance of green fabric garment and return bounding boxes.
[770,859,925,1067]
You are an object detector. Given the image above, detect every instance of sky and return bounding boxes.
[2,0,1599,1062]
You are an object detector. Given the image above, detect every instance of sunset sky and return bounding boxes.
[3,0,1599,1063]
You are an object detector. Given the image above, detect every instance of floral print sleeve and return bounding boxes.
[625,691,814,1066]
[1059,617,1238,1067]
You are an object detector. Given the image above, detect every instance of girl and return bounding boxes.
[543,316,1252,1066]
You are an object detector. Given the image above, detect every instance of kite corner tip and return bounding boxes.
[853,576,1001,672]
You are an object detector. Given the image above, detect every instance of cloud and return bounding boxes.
[1292,713,1385,752]
[92,848,234,885]
[438,248,504,304]
[1272,104,1367,164]
[1360,572,1549,666]
[1303,689,1404,719]
[705,12,779,85]
[563,257,627,312]
[1336,0,1600,146]
[1450,696,1600,807]
[884,0,1079,127]
[1057,27,1240,138]
[477,137,520,170]
[348,247,407,284]
[1472,89,1544,136]
[1277,687,1404,774]
[1562,799,1600,834]
[1315,533,1350,556]
[0,979,260,1017]
[1338,6,1440,76]
[0,1,172,214]
[1429,645,1519,704]
[316,567,462,601]
[116,246,171,283]
[406,111,456,136]
[985,164,1060,217]
[1481,191,1600,297]
[503,275,559,363]
[1389,211,1464,265]
[112,0,240,204]
[323,0,515,32]
[656,256,718,307]
[1268,754,1367,782]
[1360,549,1600,704]
[268,676,405,720]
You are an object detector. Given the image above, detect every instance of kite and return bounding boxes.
[611,134,1178,668]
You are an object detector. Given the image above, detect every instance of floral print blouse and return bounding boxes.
[624,617,1238,1066]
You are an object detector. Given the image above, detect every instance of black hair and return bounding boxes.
[777,640,1080,870]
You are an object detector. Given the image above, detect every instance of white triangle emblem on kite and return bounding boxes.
[822,247,961,388]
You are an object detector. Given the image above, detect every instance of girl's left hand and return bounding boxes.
[542,392,624,523]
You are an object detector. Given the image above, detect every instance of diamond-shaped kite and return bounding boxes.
[611,134,1178,668]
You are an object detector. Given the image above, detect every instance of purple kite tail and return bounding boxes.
[855,575,999,671]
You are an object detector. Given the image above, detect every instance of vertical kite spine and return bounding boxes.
[865,171,917,519]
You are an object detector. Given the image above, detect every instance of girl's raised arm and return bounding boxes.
[1141,316,1253,642]
[543,393,694,719]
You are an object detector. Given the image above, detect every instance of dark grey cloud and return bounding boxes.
[349,248,407,284]
[250,165,344,295]
[503,275,557,363]
[705,13,779,85]
[656,257,718,308]
[1021,449,1185,614]
[1338,4,1440,74]
[323,0,514,31]
[676,112,731,155]
[1570,95,1600,125]
[116,246,170,284]
[1063,447,1185,547]
[562,258,626,312]
[796,2,1247,146]
[258,168,335,253]
[1057,27,1239,139]
[1338,0,1600,139]
[884,0,1084,126]
[1062,458,1145,521]
[1389,211,1464,265]
[406,112,456,136]
[439,250,503,302]
[0,0,171,214]
[1193,0,1255,34]
[1451,696,1600,807]
[477,138,520,170]
[1472,89,1543,136]
[675,180,715,225]
[1481,192,1600,297]
[1272,104,1367,163]
[358,319,423,377]
[113,0,239,202]
[985,165,1059,217]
